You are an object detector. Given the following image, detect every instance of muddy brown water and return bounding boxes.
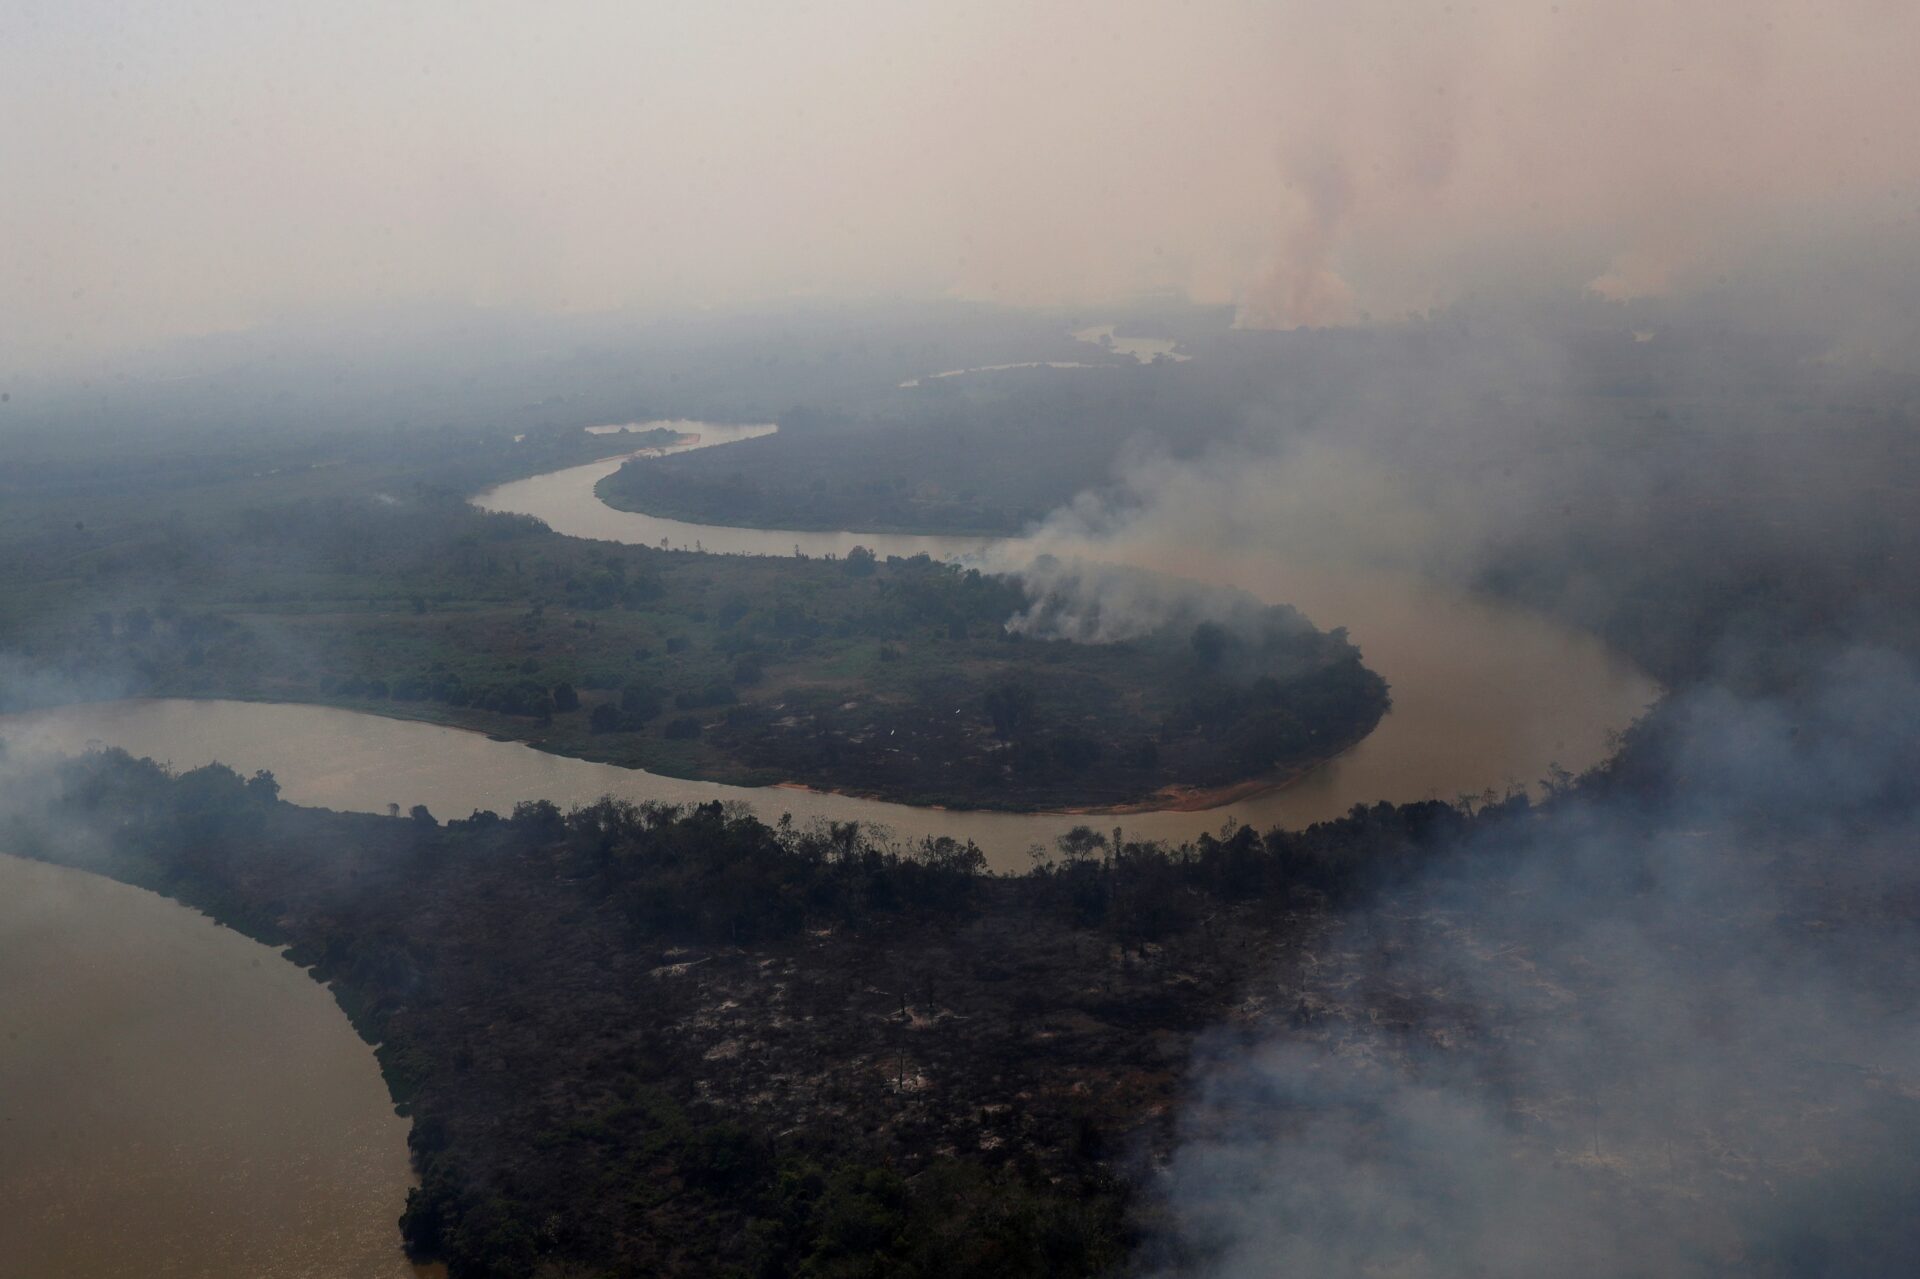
[0,854,422,1278]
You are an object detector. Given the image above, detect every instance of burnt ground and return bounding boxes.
[8,748,1441,1278]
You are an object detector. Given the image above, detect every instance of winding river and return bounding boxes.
[467,429,1656,860]
[11,422,1657,874]
[0,416,1656,1274]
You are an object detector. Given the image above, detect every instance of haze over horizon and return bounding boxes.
[7,0,1919,373]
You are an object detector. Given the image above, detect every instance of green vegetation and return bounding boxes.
[588,312,1339,537]
[0,428,1386,810]
[595,368,1183,535]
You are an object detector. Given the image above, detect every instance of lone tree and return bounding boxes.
[983,679,1036,739]
[1190,621,1229,671]
[844,545,877,577]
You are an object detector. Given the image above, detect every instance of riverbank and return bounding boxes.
[1,744,1480,1278]
[766,717,1379,818]
[5,697,1399,874]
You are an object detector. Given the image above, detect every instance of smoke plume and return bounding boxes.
[1149,647,1920,1276]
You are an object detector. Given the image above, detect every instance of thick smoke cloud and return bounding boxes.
[1009,285,1920,662]
[1234,1,1920,327]
[0,652,138,715]
[982,218,1920,1277]
[6,1,1918,370]
[1149,647,1920,1276]
[1003,556,1310,647]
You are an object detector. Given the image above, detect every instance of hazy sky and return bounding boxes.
[5,0,1918,369]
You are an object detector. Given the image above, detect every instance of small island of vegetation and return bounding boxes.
[0,422,1387,811]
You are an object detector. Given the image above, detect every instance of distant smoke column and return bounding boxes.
[1237,148,1359,329]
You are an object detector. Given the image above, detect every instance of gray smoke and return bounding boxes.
[1014,279,1920,660]
[1004,556,1307,646]
[1148,646,1920,1276]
